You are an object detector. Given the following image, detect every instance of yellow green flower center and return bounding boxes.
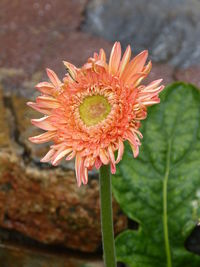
[79,95,111,126]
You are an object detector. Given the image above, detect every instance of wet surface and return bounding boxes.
[0,242,103,267]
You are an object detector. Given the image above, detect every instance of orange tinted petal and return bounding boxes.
[126,73,147,87]
[63,61,77,81]
[109,42,121,75]
[121,50,148,82]
[99,48,106,62]
[108,145,116,174]
[143,60,152,74]
[99,149,109,165]
[52,148,73,165]
[41,149,55,162]
[95,157,102,169]
[46,68,62,89]
[27,102,51,115]
[36,82,55,95]
[75,154,84,187]
[116,139,124,164]
[36,96,60,109]
[29,131,56,144]
[31,116,57,131]
[82,167,88,185]
[118,45,131,77]
[28,42,164,186]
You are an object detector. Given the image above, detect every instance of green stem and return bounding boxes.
[99,165,117,267]
[163,141,172,267]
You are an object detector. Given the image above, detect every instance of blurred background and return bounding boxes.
[0,0,200,266]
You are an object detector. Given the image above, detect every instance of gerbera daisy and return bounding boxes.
[28,42,164,186]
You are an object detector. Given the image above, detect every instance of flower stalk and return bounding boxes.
[99,165,117,267]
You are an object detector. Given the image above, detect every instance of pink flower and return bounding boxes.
[28,42,164,186]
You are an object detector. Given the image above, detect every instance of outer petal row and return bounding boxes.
[31,116,57,131]
[108,42,151,88]
[138,79,164,106]
[75,154,88,187]
[109,41,121,75]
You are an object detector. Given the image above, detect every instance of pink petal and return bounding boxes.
[142,61,152,74]
[95,60,108,69]
[138,85,164,101]
[109,42,121,75]
[31,116,57,131]
[95,157,102,170]
[66,151,76,161]
[108,145,116,174]
[116,139,124,164]
[36,82,55,95]
[125,73,147,87]
[142,79,163,92]
[141,99,161,106]
[93,52,99,60]
[27,102,51,115]
[118,45,131,77]
[63,61,77,81]
[84,156,95,168]
[126,132,140,158]
[82,167,88,185]
[99,149,109,165]
[46,68,62,89]
[110,163,116,174]
[83,62,93,70]
[41,149,55,162]
[129,142,139,158]
[99,48,106,62]
[29,131,56,144]
[52,148,73,166]
[75,154,84,187]
[130,128,143,139]
[36,96,60,109]
[121,50,148,82]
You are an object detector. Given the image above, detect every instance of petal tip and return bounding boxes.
[27,101,32,107]
[46,68,52,75]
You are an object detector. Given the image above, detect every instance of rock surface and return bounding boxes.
[0,0,199,99]
[84,0,200,67]
[175,66,200,88]
[0,87,127,252]
[0,0,112,97]
[0,242,103,267]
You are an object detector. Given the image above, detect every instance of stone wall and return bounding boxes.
[0,87,127,252]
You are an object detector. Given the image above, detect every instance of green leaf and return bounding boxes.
[112,82,200,267]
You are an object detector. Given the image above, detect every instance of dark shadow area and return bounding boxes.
[0,228,101,260]
[185,225,200,256]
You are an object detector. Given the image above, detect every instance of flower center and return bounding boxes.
[79,95,111,126]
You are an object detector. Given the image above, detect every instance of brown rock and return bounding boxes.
[10,94,47,161]
[0,0,87,70]
[0,0,112,97]
[0,243,104,267]
[0,87,127,252]
[0,86,10,149]
[174,66,200,88]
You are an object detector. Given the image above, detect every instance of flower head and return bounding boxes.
[28,42,164,186]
